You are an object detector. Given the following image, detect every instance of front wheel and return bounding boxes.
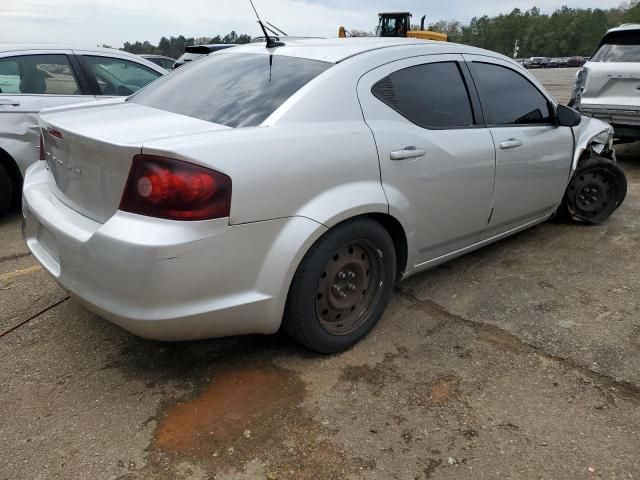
[560,154,627,224]
[283,218,396,353]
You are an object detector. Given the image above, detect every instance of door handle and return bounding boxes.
[0,99,20,106]
[390,146,426,160]
[499,138,523,149]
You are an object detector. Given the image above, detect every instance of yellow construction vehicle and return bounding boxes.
[339,12,447,41]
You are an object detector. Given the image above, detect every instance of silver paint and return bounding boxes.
[22,39,616,341]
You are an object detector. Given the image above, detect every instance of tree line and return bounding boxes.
[430,2,640,57]
[120,31,252,59]
[119,2,640,59]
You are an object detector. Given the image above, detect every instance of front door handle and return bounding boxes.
[390,146,426,160]
[499,138,523,149]
[0,99,20,106]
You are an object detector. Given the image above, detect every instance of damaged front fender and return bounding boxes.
[571,115,614,173]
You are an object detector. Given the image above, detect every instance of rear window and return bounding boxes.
[591,30,640,62]
[131,53,331,127]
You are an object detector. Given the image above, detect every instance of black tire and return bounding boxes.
[560,154,627,224]
[0,163,13,216]
[283,218,396,354]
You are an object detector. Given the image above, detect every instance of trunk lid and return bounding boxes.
[581,62,640,110]
[40,102,229,223]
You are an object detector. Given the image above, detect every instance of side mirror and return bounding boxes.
[556,104,581,127]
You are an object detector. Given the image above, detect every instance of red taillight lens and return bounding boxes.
[119,155,231,221]
[39,133,45,161]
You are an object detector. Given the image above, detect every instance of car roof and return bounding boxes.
[141,54,174,59]
[0,43,131,55]
[226,37,503,64]
[0,43,168,72]
[606,24,640,34]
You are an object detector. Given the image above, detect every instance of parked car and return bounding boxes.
[0,44,167,215]
[549,57,561,68]
[527,56,549,68]
[571,24,640,141]
[140,54,176,70]
[172,44,237,68]
[566,56,584,67]
[24,38,626,353]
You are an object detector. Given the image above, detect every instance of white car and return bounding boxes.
[571,24,640,141]
[0,44,167,215]
[23,38,626,353]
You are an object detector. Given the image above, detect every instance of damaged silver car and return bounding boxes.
[24,39,627,353]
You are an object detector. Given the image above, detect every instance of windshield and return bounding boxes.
[132,53,331,128]
[591,30,640,62]
[377,15,409,37]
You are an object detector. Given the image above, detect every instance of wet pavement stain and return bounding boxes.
[127,360,367,479]
[154,364,300,455]
[430,379,457,404]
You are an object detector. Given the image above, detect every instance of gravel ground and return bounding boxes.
[0,67,638,480]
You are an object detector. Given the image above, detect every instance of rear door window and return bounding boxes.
[372,61,474,129]
[131,53,331,127]
[82,56,162,96]
[591,30,640,62]
[0,54,80,95]
[471,62,552,125]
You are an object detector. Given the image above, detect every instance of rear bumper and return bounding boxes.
[578,105,640,128]
[22,162,325,341]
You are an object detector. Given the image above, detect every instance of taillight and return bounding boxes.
[39,133,45,161]
[119,155,231,221]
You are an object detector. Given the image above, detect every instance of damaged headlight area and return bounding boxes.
[588,127,615,159]
[572,117,616,172]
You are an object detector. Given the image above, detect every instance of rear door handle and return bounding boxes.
[499,138,523,149]
[390,146,426,160]
[0,99,20,106]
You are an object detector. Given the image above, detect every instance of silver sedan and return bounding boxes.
[22,38,627,353]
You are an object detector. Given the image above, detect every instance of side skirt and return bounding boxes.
[402,212,553,280]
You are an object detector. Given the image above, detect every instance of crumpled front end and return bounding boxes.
[571,115,615,172]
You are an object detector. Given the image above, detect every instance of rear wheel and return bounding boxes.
[0,163,13,216]
[560,155,627,224]
[284,218,396,353]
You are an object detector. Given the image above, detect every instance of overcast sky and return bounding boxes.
[2,0,626,47]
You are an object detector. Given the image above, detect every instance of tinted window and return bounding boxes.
[591,30,640,62]
[83,56,161,96]
[0,54,80,95]
[472,62,552,125]
[173,52,204,67]
[372,62,474,129]
[132,53,331,128]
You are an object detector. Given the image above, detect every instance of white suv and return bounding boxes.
[571,24,640,140]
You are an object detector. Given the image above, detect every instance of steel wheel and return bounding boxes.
[315,241,384,336]
[569,170,616,218]
[284,218,396,353]
[563,155,627,225]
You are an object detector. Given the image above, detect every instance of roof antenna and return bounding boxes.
[267,22,288,36]
[248,0,284,48]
